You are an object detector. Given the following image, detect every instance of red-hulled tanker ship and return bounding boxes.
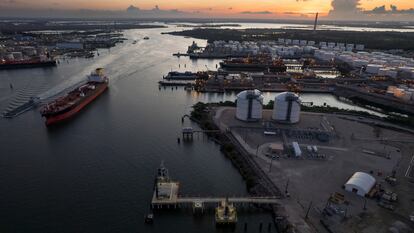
[40,68,108,126]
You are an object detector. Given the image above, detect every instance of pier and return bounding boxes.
[151,162,280,211]
[182,127,220,140]
[151,196,280,209]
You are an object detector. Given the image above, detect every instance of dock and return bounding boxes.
[158,80,194,86]
[151,195,280,208]
[151,162,280,211]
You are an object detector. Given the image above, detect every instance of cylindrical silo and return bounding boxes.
[236,89,264,121]
[272,92,301,123]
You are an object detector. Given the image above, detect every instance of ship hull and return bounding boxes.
[0,60,56,70]
[220,63,286,72]
[44,83,108,126]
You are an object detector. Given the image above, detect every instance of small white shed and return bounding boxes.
[344,172,376,196]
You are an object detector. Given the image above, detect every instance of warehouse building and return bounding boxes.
[344,172,376,197]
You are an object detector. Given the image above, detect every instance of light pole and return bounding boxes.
[285,178,290,195]
[269,156,274,172]
[305,201,313,219]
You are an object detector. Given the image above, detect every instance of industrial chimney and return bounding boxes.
[313,12,319,32]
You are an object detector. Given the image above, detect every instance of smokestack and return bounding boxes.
[313,12,319,31]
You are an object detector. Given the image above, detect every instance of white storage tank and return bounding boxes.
[272,92,301,124]
[386,70,398,78]
[355,44,365,51]
[236,89,264,121]
[366,64,383,74]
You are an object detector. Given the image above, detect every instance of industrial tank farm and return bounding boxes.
[272,92,301,124]
[236,89,264,121]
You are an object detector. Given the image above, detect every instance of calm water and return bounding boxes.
[0,25,383,233]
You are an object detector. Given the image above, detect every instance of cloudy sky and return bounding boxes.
[0,0,413,20]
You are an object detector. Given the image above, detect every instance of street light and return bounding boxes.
[268,155,275,172]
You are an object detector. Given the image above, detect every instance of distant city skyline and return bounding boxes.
[0,0,413,20]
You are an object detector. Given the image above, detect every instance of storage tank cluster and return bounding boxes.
[330,50,414,78]
[317,41,364,52]
[236,91,302,124]
[206,40,321,59]
[1,46,49,62]
[236,89,264,121]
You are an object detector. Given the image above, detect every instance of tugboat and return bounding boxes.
[144,213,154,224]
[215,197,237,226]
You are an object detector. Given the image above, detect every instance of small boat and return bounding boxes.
[143,36,150,40]
[144,213,154,224]
[215,197,237,225]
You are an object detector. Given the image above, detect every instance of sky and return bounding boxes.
[0,0,413,20]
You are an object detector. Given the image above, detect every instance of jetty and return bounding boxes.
[151,162,280,212]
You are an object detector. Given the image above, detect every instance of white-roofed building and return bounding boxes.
[344,172,376,196]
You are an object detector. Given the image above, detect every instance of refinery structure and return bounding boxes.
[1,18,414,233]
[188,39,413,79]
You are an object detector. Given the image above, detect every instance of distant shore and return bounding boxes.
[0,21,165,34]
[168,28,414,51]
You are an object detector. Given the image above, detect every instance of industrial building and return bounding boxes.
[320,50,414,79]
[236,89,264,121]
[268,143,284,155]
[344,172,376,197]
[272,92,301,124]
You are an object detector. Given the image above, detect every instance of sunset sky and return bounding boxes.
[1,0,413,20]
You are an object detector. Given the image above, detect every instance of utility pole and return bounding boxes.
[285,178,290,195]
[363,197,367,211]
[269,157,274,172]
[305,201,313,219]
